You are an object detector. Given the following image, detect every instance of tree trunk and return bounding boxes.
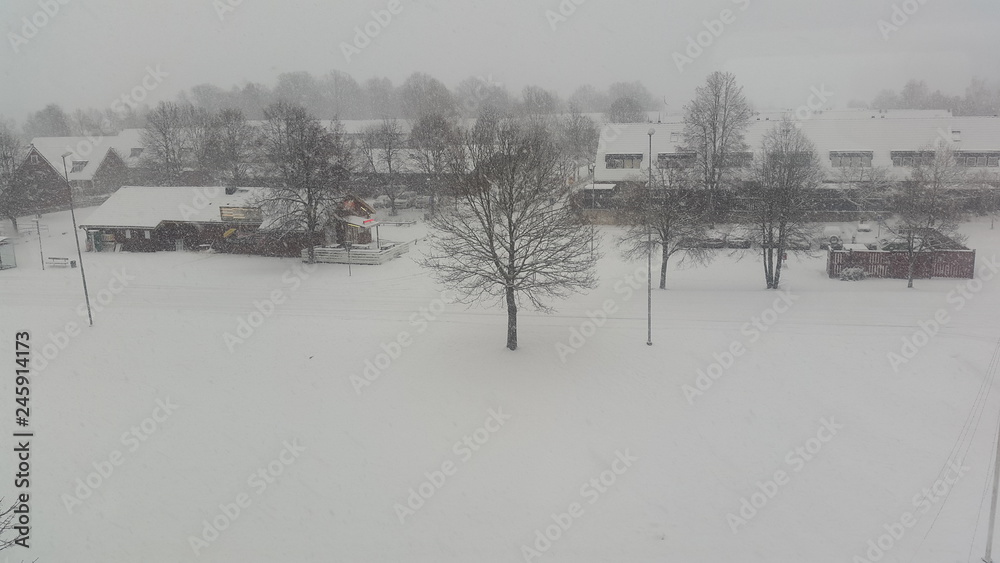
[660,246,669,289]
[773,251,783,290]
[907,255,915,289]
[9,216,17,233]
[763,247,774,289]
[505,285,517,351]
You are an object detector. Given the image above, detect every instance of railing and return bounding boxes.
[303,241,412,265]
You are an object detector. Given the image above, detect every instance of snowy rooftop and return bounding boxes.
[596,114,1000,182]
[79,186,266,229]
[29,137,119,182]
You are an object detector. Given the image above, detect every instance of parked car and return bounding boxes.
[726,237,751,249]
[372,195,391,209]
[880,240,910,252]
[397,191,417,208]
[679,236,725,249]
[857,221,873,232]
[413,195,432,208]
[761,236,811,251]
[786,237,812,251]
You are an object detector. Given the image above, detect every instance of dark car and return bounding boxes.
[726,237,751,249]
[679,236,726,249]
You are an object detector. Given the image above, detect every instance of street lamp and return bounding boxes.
[646,128,655,347]
[587,162,596,255]
[61,152,93,327]
[32,217,44,271]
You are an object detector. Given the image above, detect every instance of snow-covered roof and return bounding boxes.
[596,114,1000,183]
[583,183,617,191]
[79,186,267,230]
[28,129,147,181]
[28,137,119,182]
[105,129,147,166]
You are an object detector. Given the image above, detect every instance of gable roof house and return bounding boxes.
[27,137,129,198]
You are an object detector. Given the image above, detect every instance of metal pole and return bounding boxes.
[589,164,596,256]
[647,129,654,346]
[35,219,44,271]
[984,409,1000,563]
[62,154,93,327]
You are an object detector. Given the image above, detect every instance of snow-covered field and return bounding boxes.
[2,208,1000,562]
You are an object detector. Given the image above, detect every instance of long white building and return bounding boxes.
[595,110,1000,186]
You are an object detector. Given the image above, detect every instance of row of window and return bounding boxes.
[609,152,753,170]
[609,151,1000,170]
[830,152,873,168]
[124,229,152,240]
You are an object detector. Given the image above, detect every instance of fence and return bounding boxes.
[303,241,412,265]
[827,249,976,279]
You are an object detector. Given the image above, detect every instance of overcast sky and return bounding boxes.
[2,0,998,121]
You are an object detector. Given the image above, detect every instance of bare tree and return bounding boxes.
[215,109,260,187]
[359,119,406,215]
[257,102,353,263]
[834,164,893,221]
[553,106,600,189]
[22,103,72,139]
[0,124,33,233]
[618,163,714,289]
[140,102,194,186]
[605,97,647,124]
[423,116,597,350]
[745,119,824,289]
[885,143,968,288]
[682,71,754,217]
[409,113,461,215]
[0,498,17,551]
[971,168,999,229]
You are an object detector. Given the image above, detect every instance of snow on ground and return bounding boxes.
[2,208,1000,562]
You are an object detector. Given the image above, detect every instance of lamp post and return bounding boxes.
[344,241,353,277]
[61,153,93,327]
[32,217,44,271]
[588,162,596,256]
[647,128,655,347]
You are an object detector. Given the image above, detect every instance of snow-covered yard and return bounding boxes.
[2,207,1000,562]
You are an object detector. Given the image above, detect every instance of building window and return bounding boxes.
[830,151,873,168]
[605,154,644,169]
[70,161,88,173]
[953,152,1000,167]
[669,132,680,143]
[657,153,696,169]
[891,151,935,167]
[125,229,132,239]
[29,154,39,165]
[144,230,151,239]
[130,148,144,158]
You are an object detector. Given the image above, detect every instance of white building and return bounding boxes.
[595,110,1000,186]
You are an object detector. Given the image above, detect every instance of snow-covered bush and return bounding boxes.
[840,267,867,281]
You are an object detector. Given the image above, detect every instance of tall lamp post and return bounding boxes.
[61,153,94,327]
[587,162,596,255]
[646,128,655,347]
